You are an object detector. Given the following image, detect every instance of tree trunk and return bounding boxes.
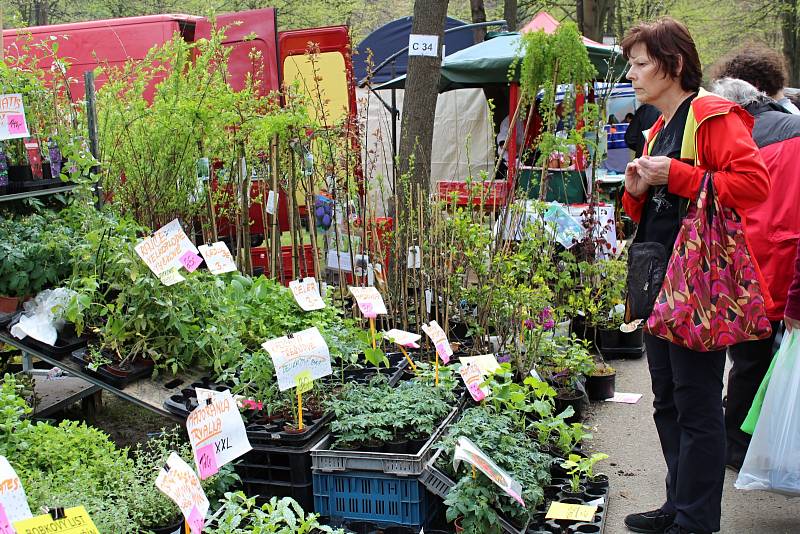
[576,0,585,34]
[782,0,800,86]
[470,0,487,43]
[397,0,449,206]
[504,0,518,31]
[582,0,611,41]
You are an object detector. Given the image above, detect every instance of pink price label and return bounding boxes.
[359,301,376,319]
[467,382,486,402]
[7,114,27,135]
[180,251,203,272]
[187,506,205,534]
[0,503,12,534]
[435,342,451,364]
[195,443,219,480]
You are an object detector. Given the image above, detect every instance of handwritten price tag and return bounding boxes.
[187,506,205,534]
[422,321,452,364]
[0,504,12,534]
[186,393,251,477]
[459,363,487,401]
[0,95,30,140]
[197,242,237,275]
[295,371,314,394]
[262,327,332,391]
[159,267,186,286]
[180,251,203,272]
[546,502,597,521]
[0,456,32,524]
[349,286,387,318]
[289,278,325,311]
[12,507,99,534]
[156,453,209,534]
[383,329,421,348]
[135,219,199,276]
[195,444,219,480]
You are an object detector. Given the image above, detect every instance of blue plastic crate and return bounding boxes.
[313,470,432,527]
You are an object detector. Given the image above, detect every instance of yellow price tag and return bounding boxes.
[295,371,313,394]
[545,502,597,522]
[13,506,100,534]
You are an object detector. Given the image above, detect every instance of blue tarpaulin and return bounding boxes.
[354,16,477,85]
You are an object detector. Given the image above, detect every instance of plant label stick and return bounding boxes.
[384,329,420,372]
[0,456,32,524]
[197,242,237,275]
[422,321,453,364]
[289,277,325,311]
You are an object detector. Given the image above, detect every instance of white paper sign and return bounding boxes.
[422,321,453,364]
[135,219,199,276]
[0,456,32,523]
[197,242,238,275]
[0,94,30,141]
[195,388,264,412]
[159,267,186,286]
[349,286,387,318]
[266,190,277,215]
[186,392,252,478]
[155,452,209,534]
[289,277,325,311]
[407,246,421,269]
[453,436,525,507]
[384,329,421,348]
[458,354,500,376]
[605,392,642,404]
[262,327,332,392]
[408,34,439,57]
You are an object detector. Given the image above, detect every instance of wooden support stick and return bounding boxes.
[398,345,418,373]
[297,388,304,431]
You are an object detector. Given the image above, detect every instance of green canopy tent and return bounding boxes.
[372,32,627,92]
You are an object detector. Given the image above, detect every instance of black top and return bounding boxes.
[624,104,661,157]
[636,94,696,250]
[746,100,800,148]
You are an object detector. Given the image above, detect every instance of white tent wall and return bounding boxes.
[357,87,495,215]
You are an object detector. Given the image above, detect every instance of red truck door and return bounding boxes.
[194,8,280,95]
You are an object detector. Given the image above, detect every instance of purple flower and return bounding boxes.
[497,353,512,363]
[542,319,556,331]
[524,319,535,330]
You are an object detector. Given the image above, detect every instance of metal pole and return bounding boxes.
[84,71,102,207]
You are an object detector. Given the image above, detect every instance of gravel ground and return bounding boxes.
[584,355,800,533]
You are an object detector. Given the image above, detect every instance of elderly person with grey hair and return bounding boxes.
[710,76,800,470]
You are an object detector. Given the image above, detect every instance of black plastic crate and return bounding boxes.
[240,479,315,511]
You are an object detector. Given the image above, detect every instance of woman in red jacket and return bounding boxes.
[620,18,771,534]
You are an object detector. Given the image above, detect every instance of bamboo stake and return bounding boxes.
[270,135,280,280]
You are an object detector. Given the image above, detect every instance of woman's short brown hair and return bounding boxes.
[710,44,787,97]
[621,17,702,92]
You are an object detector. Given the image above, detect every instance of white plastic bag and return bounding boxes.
[9,288,76,346]
[735,329,800,495]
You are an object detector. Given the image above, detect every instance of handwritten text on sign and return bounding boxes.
[546,502,597,521]
[289,277,326,311]
[135,219,199,276]
[12,506,99,534]
[453,436,525,507]
[0,456,32,525]
[0,95,30,141]
[349,286,387,318]
[459,363,488,401]
[422,321,453,364]
[262,327,332,392]
[197,242,238,275]
[186,392,251,479]
[155,452,209,534]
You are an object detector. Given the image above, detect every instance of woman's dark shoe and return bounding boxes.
[624,508,677,533]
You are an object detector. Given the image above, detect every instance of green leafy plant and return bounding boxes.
[560,452,609,492]
[209,492,345,534]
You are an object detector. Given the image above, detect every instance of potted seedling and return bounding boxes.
[559,454,588,499]
[586,357,616,401]
[583,452,610,492]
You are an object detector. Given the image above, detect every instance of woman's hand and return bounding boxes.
[625,160,650,198]
[785,315,800,332]
[637,155,672,186]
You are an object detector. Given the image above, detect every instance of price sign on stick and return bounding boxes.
[159,267,186,286]
[262,327,332,391]
[12,507,99,534]
[156,453,209,534]
[383,329,421,348]
[459,354,500,375]
[186,392,252,480]
[0,456,32,525]
[349,286,387,318]
[289,278,325,311]
[546,502,597,521]
[180,251,203,272]
[197,242,237,275]
[459,363,488,401]
[135,219,199,276]
[453,437,525,507]
[422,321,453,364]
[0,94,30,140]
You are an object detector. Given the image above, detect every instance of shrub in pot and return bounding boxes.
[586,361,616,401]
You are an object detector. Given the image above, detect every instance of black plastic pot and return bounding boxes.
[343,520,379,534]
[586,474,609,490]
[555,391,587,424]
[569,524,602,533]
[586,373,616,401]
[148,518,185,534]
[383,527,415,534]
[561,484,586,500]
[598,328,620,349]
[384,438,409,454]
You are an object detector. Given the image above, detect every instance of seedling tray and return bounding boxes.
[311,403,462,476]
[21,334,88,360]
[70,348,154,390]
